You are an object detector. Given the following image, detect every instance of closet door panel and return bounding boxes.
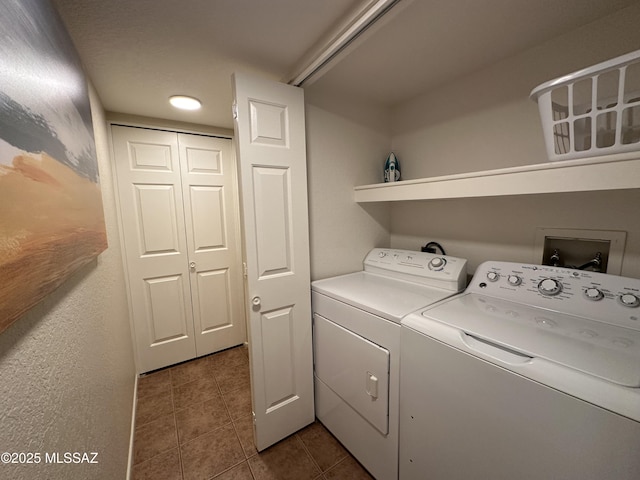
[178,134,246,356]
[188,185,225,250]
[194,268,232,331]
[112,126,196,372]
[134,184,182,255]
[144,274,191,344]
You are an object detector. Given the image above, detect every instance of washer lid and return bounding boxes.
[416,293,640,387]
[311,272,457,323]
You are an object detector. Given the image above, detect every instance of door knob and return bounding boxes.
[189,261,196,271]
[252,296,261,307]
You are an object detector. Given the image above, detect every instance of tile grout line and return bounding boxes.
[177,417,235,450]
[168,365,186,480]
[293,434,324,478]
[176,355,246,479]
[206,356,253,480]
[218,348,257,479]
[230,414,258,460]
[245,456,258,480]
[296,431,322,472]
[218,352,257,462]
[130,372,183,476]
[296,423,350,476]
[209,460,252,480]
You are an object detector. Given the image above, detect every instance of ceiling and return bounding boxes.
[52,0,639,130]
[51,0,364,129]
[311,0,640,108]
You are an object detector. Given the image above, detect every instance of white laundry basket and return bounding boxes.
[530,49,640,161]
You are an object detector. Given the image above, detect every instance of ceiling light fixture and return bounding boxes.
[169,95,202,110]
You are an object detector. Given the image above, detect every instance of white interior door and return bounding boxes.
[112,126,196,372]
[232,72,314,451]
[178,133,246,355]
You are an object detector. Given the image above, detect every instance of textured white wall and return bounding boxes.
[0,84,136,480]
[388,5,640,279]
[304,88,392,280]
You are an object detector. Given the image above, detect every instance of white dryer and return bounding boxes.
[400,261,640,480]
[312,248,467,480]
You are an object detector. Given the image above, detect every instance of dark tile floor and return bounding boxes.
[132,345,374,480]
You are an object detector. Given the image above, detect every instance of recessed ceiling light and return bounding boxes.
[169,95,201,110]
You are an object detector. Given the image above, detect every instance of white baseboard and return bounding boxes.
[125,374,139,480]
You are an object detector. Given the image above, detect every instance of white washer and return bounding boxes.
[400,261,640,480]
[312,248,467,480]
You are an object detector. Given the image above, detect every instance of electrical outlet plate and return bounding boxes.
[534,228,626,274]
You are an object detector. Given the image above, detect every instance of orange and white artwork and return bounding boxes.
[0,0,107,332]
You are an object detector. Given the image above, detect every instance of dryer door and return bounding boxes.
[313,314,390,434]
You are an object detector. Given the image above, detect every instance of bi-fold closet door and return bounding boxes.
[112,125,246,373]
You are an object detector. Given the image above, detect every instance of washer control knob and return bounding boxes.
[584,287,604,301]
[507,275,522,286]
[619,293,640,308]
[486,271,499,282]
[428,257,446,271]
[538,278,562,296]
[378,251,387,258]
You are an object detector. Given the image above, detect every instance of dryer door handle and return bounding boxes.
[366,371,379,399]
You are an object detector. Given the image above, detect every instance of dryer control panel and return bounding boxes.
[469,261,640,330]
[364,248,467,293]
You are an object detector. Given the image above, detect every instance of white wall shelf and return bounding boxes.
[354,153,640,202]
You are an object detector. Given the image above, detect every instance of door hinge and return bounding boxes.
[232,102,238,120]
[243,262,248,277]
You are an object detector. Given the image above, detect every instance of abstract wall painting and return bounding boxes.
[0,0,107,332]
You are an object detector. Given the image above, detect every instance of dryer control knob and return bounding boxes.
[584,287,604,301]
[538,278,562,296]
[619,293,640,308]
[507,275,522,286]
[428,257,446,271]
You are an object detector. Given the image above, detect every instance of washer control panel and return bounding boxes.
[469,261,640,330]
[364,248,467,292]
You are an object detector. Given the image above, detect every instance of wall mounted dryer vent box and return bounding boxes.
[534,228,626,275]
